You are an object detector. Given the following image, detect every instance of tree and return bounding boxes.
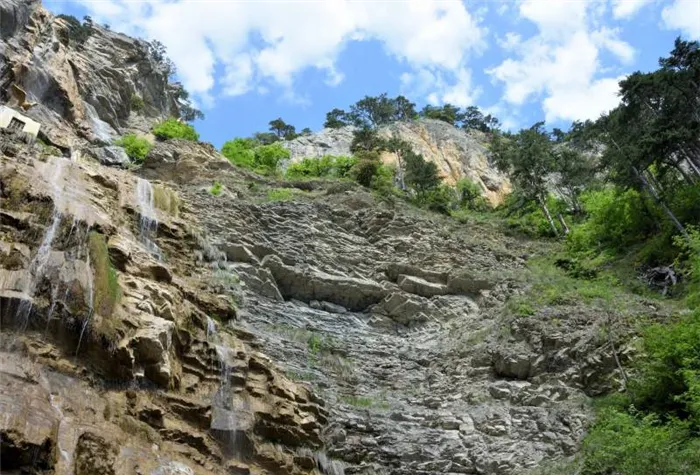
[392,95,417,122]
[350,127,386,154]
[420,104,462,126]
[462,106,499,133]
[253,132,279,145]
[268,118,297,140]
[386,135,412,189]
[491,122,560,236]
[349,93,396,128]
[324,108,349,129]
[301,127,312,136]
[404,151,440,196]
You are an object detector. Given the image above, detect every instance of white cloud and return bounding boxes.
[401,67,479,107]
[488,0,631,124]
[662,0,700,39]
[611,0,655,19]
[73,0,485,105]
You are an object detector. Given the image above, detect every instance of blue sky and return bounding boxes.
[45,0,700,148]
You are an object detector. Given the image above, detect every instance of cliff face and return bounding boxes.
[0,0,182,149]
[285,119,511,206]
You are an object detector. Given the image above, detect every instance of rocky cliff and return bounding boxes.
[0,0,184,150]
[285,120,511,206]
[0,2,651,474]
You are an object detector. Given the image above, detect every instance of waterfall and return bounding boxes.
[16,209,62,329]
[206,316,217,341]
[49,394,72,465]
[75,250,94,355]
[136,178,162,259]
[211,344,239,455]
[82,101,115,143]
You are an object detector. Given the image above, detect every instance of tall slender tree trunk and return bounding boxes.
[538,194,559,237]
[557,213,570,235]
[633,165,689,241]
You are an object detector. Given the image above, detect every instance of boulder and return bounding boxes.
[86,146,130,167]
[262,254,388,311]
[397,274,448,298]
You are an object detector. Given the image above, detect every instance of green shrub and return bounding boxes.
[456,178,488,211]
[57,14,93,45]
[582,408,700,475]
[421,184,455,215]
[152,118,199,141]
[499,193,562,238]
[209,181,222,196]
[114,134,152,163]
[285,155,358,180]
[352,154,382,188]
[266,188,296,202]
[131,94,144,112]
[568,188,656,254]
[220,139,288,175]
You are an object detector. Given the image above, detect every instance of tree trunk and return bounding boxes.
[538,195,559,237]
[633,165,689,241]
[557,213,570,235]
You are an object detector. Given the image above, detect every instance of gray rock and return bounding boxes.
[397,274,448,298]
[87,146,131,166]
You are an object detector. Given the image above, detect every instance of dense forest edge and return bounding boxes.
[57,14,700,472]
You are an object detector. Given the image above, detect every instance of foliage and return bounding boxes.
[567,188,657,254]
[324,108,350,129]
[350,127,387,153]
[404,150,440,196]
[266,188,297,202]
[352,154,382,188]
[57,14,93,45]
[130,94,144,113]
[285,155,357,180]
[456,178,487,211]
[222,139,289,176]
[253,132,279,145]
[420,184,455,215]
[114,134,152,163]
[269,117,298,140]
[209,181,222,196]
[582,408,700,475]
[325,94,416,130]
[152,118,199,141]
[418,104,499,132]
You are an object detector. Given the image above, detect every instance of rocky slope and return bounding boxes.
[285,120,511,206]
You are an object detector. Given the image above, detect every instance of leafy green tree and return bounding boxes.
[220,138,288,175]
[152,118,199,141]
[462,106,499,133]
[300,127,312,136]
[491,122,560,235]
[391,95,417,121]
[324,108,349,129]
[456,178,486,211]
[269,118,297,140]
[253,132,279,145]
[404,150,440,196]
[420,104,462,126]
[350,127,387,153]
[349,93,397,128]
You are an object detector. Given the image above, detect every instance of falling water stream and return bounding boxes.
[136,178,162,259]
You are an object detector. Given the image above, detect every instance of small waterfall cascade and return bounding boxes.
[211,343,239,455]
[206,316,218,341]
[75,248,95,355]
[16,158,67,328]
[82,101,115,143]
[136,177,162,260]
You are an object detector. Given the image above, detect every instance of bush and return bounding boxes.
[131,94,144,113]
[57,14,93,45]
[421,184,455,215]
[285,155,358,180]
[152,118,199,141]
[209,181,222,196]
[352,152,382,188]
[220,139,288,175]
[500,193,564,238]
[568,188,656,254]
[582,408,700,475]
[114,134,152,163]
[456,178,487,211]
